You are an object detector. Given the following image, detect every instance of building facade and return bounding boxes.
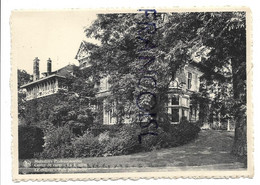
[167,64,203,123]
[21,41,203,125]
[21,57,76,101]
[75,41,204,124]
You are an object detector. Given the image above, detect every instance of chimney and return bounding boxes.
[33,57,40,81]
[47,58,52,75]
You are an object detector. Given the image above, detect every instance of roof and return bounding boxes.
[190,60,227,82]
[20,74,66,88]
[75,40,99,60]
[54,64,77,74]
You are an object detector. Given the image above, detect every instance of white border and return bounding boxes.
[2,0,260,184]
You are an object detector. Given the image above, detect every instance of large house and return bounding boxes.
[167,63,203,123]
[21,41,204,125]
[75,41,204,124]
[20,57,76,101]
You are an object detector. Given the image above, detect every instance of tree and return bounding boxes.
[195,12,247,157]
[84,12,247,156]
[17,69,31,122]
[22,66,96,133]
[84,12,209,141]
[17,69,31,88]
[19,125,44,159]
[160,12,246,156]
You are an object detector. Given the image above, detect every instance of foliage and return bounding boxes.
[40,125,75,158]
[84,12,244,134]
[195,12,247,156]
[84,13,200,125]
[17,12,246,158]
[18,91,27,121]
[139,127,171,150]
[175,118,201,144]
[17,69,31,88]
[112,124,143,154]
[71,130,102,157]
[190,91,210,125]
[69,121,200,158]
[18,125,44,159]
[90,124,120,136]
[18,69,31,120]
[154,118,201,147]
[21,66,96,133]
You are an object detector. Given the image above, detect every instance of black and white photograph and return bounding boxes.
[10,8,253,180]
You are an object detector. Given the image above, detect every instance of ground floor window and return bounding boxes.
[171,108,179,122]
[189,106,193,120]
[189,105,197,121]
[104,109,114,125]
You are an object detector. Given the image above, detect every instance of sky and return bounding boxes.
[11,10,98,75]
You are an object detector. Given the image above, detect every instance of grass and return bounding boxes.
[81,130,245,169]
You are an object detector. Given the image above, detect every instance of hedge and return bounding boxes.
[18,125,44,159]
[36,119,200,159]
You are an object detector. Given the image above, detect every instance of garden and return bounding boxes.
[19,118,200,159]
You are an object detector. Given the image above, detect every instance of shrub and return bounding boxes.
[71,125,140,157]
[168,118,201,146]
[194,120,204,128]
[103,137,125,156]
[104,124,170,155]
[140,127,172,150]
[72,131,103,157]
[90,124,120,136]
[98,131,110,143]
[38,119,200,158]
[115,124,142,154]
[40,125,75,158]
[18,125,44,159]
[101,121,199,156]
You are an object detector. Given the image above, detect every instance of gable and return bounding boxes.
[75,41,99,62]
[75,42,89,61]
[185,63,204,77]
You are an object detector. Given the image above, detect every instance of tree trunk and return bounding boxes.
[231,59,247,158]
[227,119,230,131]
[218,113,221,128]
[232,112,247,157]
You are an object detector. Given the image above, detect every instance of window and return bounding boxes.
[171,108,179,122]
[96,80,101,88]
[182,98,187,106]
[104,110,109,124]
[187,72,192,89]
[189,106,193,116]
[194,109,197,121]
[101,77,109,91]
[108,110,112,124]
[171,96,179,105]
[105,78,108,90]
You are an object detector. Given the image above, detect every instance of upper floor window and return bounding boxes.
[171,95,179,105]
[187,72,192,89]
[98,76,110,92]
[104,77,109,90]
[182,98,188,106]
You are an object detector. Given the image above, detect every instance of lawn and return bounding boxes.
[20,130,246,173]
